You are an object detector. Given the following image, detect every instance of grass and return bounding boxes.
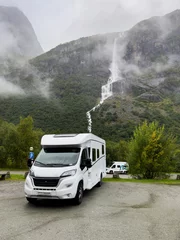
[0,168,28,171]
[103,178,180,185]
[5,175,180,184]
[1,170,180,185]
[8,174,25,181]
[7,174,25,181]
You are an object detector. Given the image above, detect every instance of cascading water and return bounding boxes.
[86,33,125,133]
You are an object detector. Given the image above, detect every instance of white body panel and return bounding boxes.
[106,161,129,174]
[24,133,106,200]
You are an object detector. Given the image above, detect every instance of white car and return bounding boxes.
[106,161,129,174]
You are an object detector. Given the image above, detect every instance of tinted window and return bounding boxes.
[97,149,100,158]
[92,148,96,161]
[102,145,104,154]
[81,149,87,160]
[88,147,91,158]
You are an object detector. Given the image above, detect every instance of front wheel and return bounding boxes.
[74,182,83,205]
[26,197,37,204]
[96,174,102,187]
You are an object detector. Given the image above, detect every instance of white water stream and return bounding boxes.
[86,33,125,133]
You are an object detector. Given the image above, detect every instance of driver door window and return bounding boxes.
[80,149,88,170]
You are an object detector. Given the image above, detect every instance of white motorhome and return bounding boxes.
[106,161,129,174]
[24,133,106,205]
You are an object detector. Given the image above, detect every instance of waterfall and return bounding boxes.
[86,33,125,133]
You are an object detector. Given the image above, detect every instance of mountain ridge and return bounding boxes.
[1,9,180,142]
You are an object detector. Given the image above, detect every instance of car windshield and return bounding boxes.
[34,147,80,167]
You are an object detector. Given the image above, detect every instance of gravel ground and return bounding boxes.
[0,180,180,240]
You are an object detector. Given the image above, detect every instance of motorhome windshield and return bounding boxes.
[34,147,80,167]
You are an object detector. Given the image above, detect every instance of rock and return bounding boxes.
[176,175,180,180]
[113,171,120,178]
[137,93,162,102]
[5,171,10,179]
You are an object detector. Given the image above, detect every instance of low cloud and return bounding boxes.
[0,76,25,96]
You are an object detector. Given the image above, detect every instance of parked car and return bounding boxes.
[106,161,129,174]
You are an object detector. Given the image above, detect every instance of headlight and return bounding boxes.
[29,169,35,177]
[61,169,77,178]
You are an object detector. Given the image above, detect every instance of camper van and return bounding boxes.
[24,133,106,205]
[106,161,129,174]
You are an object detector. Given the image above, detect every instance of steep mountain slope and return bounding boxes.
[0,6,43,74]
[124,9,180,68]
[1,9,180,142]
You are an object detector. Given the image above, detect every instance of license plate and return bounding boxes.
[38,192,51,195]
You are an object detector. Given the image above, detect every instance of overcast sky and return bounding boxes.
[0,0,180,52]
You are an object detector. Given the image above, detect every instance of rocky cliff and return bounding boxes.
[0,6,43,74]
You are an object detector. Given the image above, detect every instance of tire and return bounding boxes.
[74,182,83,205]
[26,197,37,204]
[109,170,113,174]
[96,174,102,187]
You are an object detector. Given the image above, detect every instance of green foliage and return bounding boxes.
[127,121,177,179]
[0,116,44,169]
[106,140,128,166]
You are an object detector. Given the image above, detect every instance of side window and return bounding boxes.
[88,147,91,158]
[112,165,116,168]
[80,149,87,170]
[117,165,120,168]
[102,145,104,155]
[97,149,100,158]
[92,148,96,162]
[81,149,87,161]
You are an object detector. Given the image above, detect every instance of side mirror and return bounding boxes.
[86,158,92,168]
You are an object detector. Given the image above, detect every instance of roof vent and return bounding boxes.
[54,134,77,138]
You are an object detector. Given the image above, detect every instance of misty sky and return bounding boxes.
[0,0,180,52]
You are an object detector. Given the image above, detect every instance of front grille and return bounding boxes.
[33,177,60,187]
[34,188,56,191]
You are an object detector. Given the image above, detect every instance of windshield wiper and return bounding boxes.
[46,163,72,167]
[34,161,47,166]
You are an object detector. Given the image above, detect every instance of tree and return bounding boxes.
[106,140,128,167]
[16,116,44,168]
[106,141,118,167]
[0,120,17,167]
[0,116,44,168]
[116,140,128,162]
[127,121,177,179]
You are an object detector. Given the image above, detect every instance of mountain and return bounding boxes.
[124,9,180,68]
[0,6,43,74]
[1,9,180,142]
[60,5,135,43]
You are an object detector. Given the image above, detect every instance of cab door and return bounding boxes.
[80,148,89,190]
[110,164,116,173]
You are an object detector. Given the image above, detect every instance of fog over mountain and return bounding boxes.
[1,0,180,51]
[0,6,43,95]
[0,6,43,65]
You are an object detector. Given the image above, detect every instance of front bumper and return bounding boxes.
[24,175,78,200]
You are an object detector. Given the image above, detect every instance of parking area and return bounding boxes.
[0,180,180,240]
